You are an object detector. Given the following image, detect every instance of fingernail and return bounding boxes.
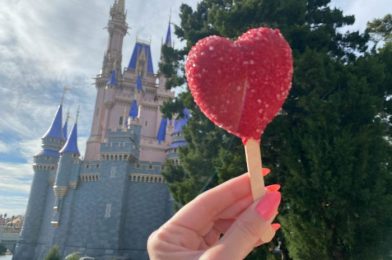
[255,192,281,221]
[262,168,271,176]
[266,184,281,192]
[272,223,281,231]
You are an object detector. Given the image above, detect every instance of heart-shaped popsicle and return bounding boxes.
[185,27,293,200]
[186,27,293,143]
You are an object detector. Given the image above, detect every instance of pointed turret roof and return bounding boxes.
[60,123,80,155]
[129,99,139,119]
[157,118,168,144]
[42,105,65,140]
[62,121,68,140]
[165,22,172,47]
[63,111,69,140]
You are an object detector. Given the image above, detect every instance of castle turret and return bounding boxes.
[53,122,80,205]
[14,105,65,259]
[167,109,189,165]
[51,122,81,249]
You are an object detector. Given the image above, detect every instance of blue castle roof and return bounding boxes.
[129,100,138,119]
[60,123,79,155]
[62,120,68,140]
[173,108,190,134]
[128,42,154,75]
[156,118,168,144]
[165,23,172,47]
[107,70,118,86]
[36,148,60,158]
[170,140,187,148]
[42,105,65,140]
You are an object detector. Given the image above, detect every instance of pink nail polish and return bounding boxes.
[255,191,281,221]
[265,184,281,192]
[272,223,281,231]
[262,168,271,176]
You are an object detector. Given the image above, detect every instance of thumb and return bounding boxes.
[201,191,281,260]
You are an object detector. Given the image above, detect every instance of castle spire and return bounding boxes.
[60,108,80,155]
[60,122,79,155]
[102,0,127,76]
[63,110,70,139]
[42,105,65,140]
[116,0,125,13]
[164,16,172,47]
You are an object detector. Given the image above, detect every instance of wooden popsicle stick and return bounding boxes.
[245,139,275,243]
[244,138,265,201]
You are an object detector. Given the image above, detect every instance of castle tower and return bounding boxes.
[14,105,65,259]
[85,0,128,160]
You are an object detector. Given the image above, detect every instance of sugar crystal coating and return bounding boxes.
[185,27,293,143]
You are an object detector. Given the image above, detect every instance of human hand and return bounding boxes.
[148,170,281,260]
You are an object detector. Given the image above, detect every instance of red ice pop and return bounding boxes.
[185,27,293,200]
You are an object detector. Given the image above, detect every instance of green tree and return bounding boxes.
[367,14,392,47]
[161,0,392,259]
[45,245,61,260]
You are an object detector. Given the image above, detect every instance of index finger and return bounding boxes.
[167,172,252,234]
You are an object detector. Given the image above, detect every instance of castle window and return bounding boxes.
[145,121,148,126]
[119,116,124,126]
[104,203,112,218]
[149,165,152,169]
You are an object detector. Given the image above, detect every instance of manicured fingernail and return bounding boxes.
[262,168,271,176]
[255,191,281,221]
[272,223,281,231]
[266,184,281,192]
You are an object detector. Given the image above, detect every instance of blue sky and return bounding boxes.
[0,0,391,216]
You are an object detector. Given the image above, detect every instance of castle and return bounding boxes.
[13,0,187,259]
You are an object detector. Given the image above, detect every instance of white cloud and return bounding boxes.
[0,141,10,153]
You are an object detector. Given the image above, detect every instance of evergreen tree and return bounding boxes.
[45,245,61,260]
[160,0,392,258]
